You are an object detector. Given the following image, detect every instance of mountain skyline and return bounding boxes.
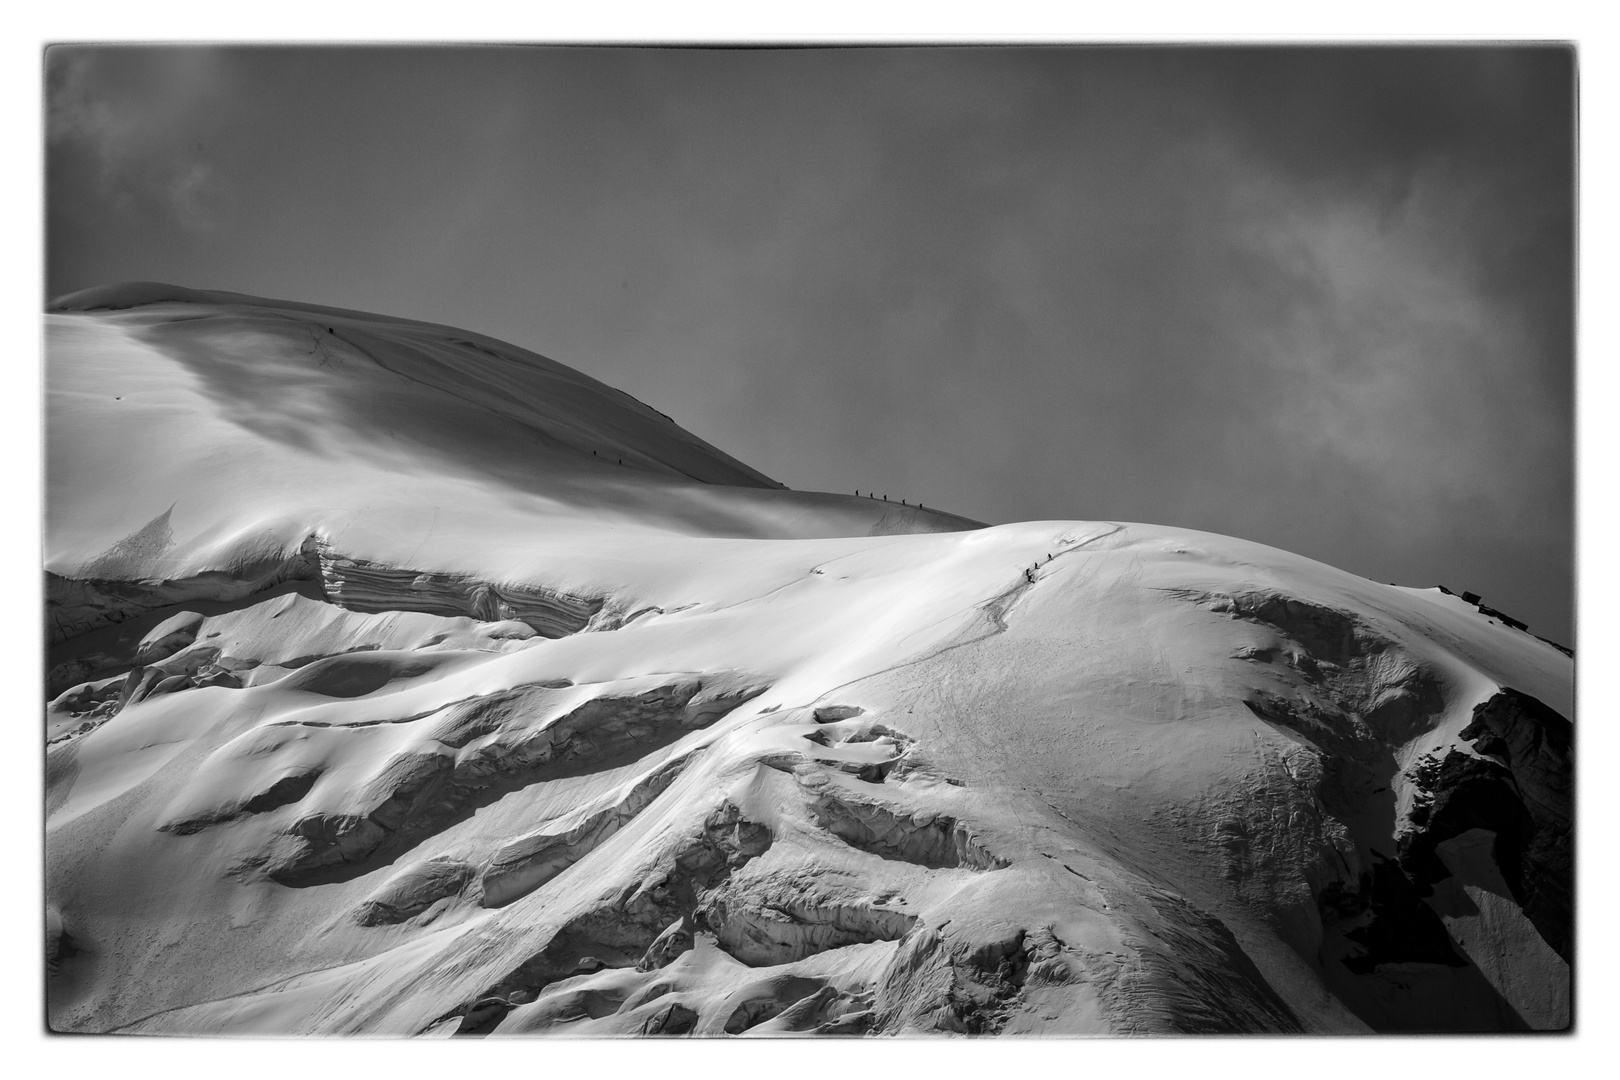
[44,44,1576,643]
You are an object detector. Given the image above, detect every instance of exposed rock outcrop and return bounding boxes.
[1398,688,1571,963]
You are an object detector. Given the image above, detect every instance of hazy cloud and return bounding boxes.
[1224,160,1557,521]
[47,46,227,228]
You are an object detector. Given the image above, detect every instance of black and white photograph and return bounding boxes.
[40,36,1579,1042]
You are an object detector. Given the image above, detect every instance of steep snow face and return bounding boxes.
[45,284,979,641]
[44,287,1572,1035]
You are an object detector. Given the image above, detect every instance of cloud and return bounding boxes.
[1215,150,1569,540]
[46,46,227,231]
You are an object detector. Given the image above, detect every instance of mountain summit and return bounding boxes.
[45,286,1571,1034]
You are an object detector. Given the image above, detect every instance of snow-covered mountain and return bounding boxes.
[44,284,1572,1035]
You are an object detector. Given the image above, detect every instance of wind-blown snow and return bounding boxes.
[45,285,1572,1035]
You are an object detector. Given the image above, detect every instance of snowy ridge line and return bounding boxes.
[48,281,788,490]
[805,523,1130,707]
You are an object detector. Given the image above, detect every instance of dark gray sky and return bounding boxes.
[45,45,1575,643]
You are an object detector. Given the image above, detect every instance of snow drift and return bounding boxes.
[44,284,1573,1035]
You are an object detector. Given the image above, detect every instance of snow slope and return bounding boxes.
[44,285,1573,1035]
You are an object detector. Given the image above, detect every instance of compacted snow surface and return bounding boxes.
[44,284,1573,1035]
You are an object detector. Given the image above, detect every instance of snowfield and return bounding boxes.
[44,284,1572,1035]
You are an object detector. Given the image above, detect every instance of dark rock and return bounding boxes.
[1329,856,1469,974]
[1392,688,1571,964]
[1450,689,1571,961]
[639,1001,698,1035]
